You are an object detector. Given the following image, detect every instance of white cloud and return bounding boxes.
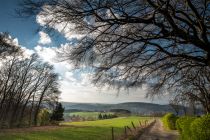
[36,7,85,40]
[15,43,169,104]
[33,7,170,104]
[38,31,52,45]
[21,46,35,58]
[34,45,56,62]
[35,46,168,104]
[0,34,35,59]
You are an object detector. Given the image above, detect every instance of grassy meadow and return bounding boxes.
[0,116,150,140]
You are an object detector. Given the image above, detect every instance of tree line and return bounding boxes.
[98,113,117,120]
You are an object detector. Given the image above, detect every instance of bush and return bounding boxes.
[162,113,178,130]
[176,116,196,140]
[37,109,51,126]
[190,114,210,140]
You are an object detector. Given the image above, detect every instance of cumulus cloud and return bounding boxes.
[33,6,170,104]
[34,45,56,62]
[0,33,34,59]
[14,43,169,104]
[33,45,169,103]
[21,46,35,58]
[38,31,52,45]
[36,8,84,40]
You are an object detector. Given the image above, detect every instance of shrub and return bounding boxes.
[37,109,51,126]
[176,115,210,140]
[190,114,210,140]
[176,116,196,140]
[162,113,178,130]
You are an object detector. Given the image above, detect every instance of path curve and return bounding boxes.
[138,119,178,140]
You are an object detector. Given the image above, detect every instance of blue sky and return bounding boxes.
[0,0,39,48]
[0,0,169,104]
[0,0,67,48]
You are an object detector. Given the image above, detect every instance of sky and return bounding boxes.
[0,0,170,104]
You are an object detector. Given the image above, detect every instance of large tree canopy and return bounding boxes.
[19,0,210,111]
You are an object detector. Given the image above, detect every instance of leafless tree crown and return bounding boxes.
[0,53,60,128]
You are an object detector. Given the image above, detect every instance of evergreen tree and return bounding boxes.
[98,113,102,120]
[50,103,64,121]
[103,114,107,119]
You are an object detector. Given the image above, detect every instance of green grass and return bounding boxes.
[0,117,150,140]
[62,116,147,127]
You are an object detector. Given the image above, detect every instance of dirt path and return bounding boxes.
[138,119,179,140]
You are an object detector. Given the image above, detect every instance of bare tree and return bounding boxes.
[19,0,210,111]
[170,67,210,113]
[0,52,60,128]
[34,69,60,126]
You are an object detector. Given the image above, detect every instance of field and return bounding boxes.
[0,117,150,140]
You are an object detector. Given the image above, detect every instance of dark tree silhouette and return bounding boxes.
[169,67,210,113]
[0,52,60,128]
[98,113,102,120]
[19,0,210,112]
[51,102,64,121]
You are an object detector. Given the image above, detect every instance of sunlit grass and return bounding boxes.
[62,116,149,127]
[0,117,151,140]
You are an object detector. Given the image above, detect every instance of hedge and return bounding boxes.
[190,114,210,140]
[176,114,210,140]
[176,116,196,140]
[162,113,178,130]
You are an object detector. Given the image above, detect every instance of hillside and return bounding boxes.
[62,102,174,115]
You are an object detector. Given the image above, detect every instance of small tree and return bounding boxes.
[51,103,64,121]
[38,109,51,126]
[98,113,102,120]
[103,114,108,119]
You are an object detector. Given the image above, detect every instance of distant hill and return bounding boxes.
[62,102,174,115]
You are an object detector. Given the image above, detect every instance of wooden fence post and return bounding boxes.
[131,121,136,130]
[112,127,114,140]
[139,121,142,127]
[124,126,127,136]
